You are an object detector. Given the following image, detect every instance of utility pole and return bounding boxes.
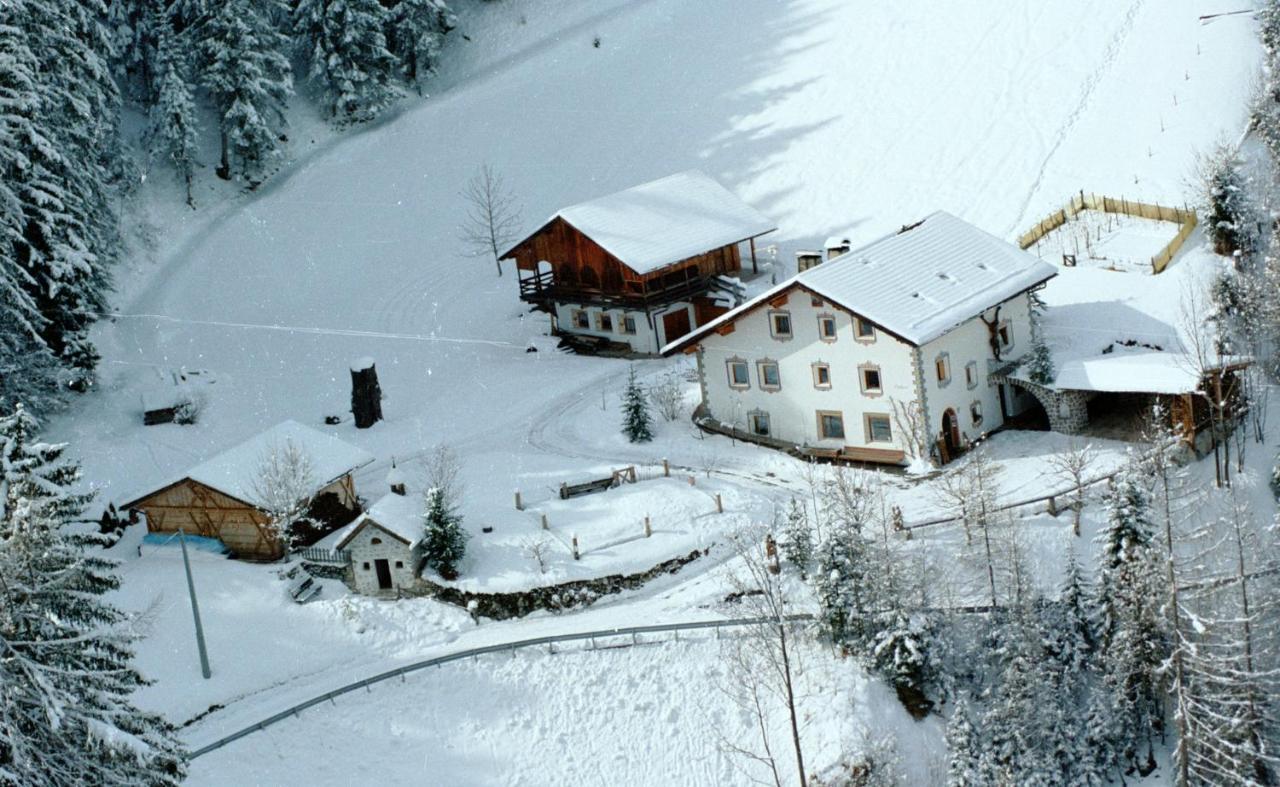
[179,530,212,679]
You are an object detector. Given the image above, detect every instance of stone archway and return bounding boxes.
[999,377,1091,434]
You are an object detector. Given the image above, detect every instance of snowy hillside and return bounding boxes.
[30,0,1271,784]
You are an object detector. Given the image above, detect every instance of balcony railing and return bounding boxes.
[518,270,715,309]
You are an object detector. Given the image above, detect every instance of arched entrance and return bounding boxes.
[941,408,960,458]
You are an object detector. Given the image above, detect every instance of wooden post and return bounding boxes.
[514,490,523,511]
[764,534,779,574]
[749,237,758,274]
[349,358,383,429]
[559,482,568,500]
[715,493,723,514]
[572,535,580,561]
[662,458,670,478]
[688,475,695,487]
[1047,496,1058,517]
[644,516,651,538]
[540,513,548,530]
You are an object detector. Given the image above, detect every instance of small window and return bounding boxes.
[860,364,882,395]
[370,537,382,545]
[810,295,824,308]
[812,363,832,389]
[727,359,750,389]
[865,414,893,443]
[855,318,876,341]
[818,411,845,440]
[621,315,637,334]
[769,311,793,339]
[935,353,951,386]
[998,320,1013,350]
[362,562,370,570]
[597,312,613,332]
[758,361,781,390]
[817,315,838,341]
[965,361,979,389]
[572,309,589,330]
[970,401,984,427]
[395,560,404,569]
[749,411,771,436]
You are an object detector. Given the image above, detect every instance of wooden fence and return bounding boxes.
[1017,191,1197,274]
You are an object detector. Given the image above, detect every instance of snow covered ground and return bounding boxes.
[1029,209,1183,273]
[40,0,1269,781]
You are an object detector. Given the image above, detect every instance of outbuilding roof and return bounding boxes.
[124,420,375,510]
[664,211,1057,352]
[502,170,776,275]
[334,492,423,550]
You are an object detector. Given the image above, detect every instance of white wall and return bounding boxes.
[347,524,419,595]
[552,301,696,354]
[698,288,917,456]
[917,291,1036,446]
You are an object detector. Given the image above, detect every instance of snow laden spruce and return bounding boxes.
[0,405,187,784]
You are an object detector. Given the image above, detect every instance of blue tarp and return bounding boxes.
[142,532,229,555]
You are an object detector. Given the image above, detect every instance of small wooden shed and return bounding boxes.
[122,421,375,561]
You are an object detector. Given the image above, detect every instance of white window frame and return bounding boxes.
[757,360,782,391]
[726,358,750,389]
[768,310,793,340]
[865,413,893,443]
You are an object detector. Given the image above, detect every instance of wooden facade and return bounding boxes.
[505,217,742,310]
[127,474,358,561]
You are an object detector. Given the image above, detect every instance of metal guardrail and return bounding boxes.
[187,614,812,760]
[900,470,1121,532]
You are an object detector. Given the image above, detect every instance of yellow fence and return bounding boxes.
[1017,192,1198,274]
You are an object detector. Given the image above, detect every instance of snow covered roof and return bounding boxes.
[1044,351,1248,395]
[504,170,776,275]
[125,420,375,509]
[335,492,423,550]
[665,211,1057,352]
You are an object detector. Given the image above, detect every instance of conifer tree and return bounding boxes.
[1093,455,1165,776]
[944,694,982,787]
[812,522,873,648]
[294,0,400,122]
[149,22,200,205]
[422,486,467,579]
[620,365,653,443]
[780,497,813,575]
[200,0,293,181]
[1026,289,1054,385]
[387,0,454,91]
[1200,143,1258,257]
[0,405,187,784]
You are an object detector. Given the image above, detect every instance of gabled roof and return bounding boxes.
[664,211,1057,353]
[123,420,375,510]
[501,170,776,275]
[334,492,423,550]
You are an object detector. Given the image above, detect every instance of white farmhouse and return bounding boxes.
[334,492,424,596]
[663,212,1057,465]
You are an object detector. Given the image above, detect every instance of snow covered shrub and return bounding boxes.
[172,390,206,425]
[647,369,686,422]
[780,497,813,575]
[620,365,653,442]
[1271,454,1280,500]
[871,610,934,717]
[1026,290,1054,385]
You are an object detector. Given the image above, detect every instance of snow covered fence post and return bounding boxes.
[350,357,383,429]
[514,490,523,511]
[715,493,723,514]
[663,458,669,477]
[644,515,651,537]
[572,534,580,560]
[541,513,548,530]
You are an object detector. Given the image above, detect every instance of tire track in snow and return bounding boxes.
[1006,0,1145,237]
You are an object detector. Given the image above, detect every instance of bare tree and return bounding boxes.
[1048,439,1096,536]
[523,537,552,575]
[424,442,463,512]
[251,439,317,553]
[889,398,930,469]
[717,527,809,787]
[460,164,522,277]
[933,448,1003,607]
[648,369,686,422]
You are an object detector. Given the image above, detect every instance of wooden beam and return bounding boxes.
[749,237,758,275]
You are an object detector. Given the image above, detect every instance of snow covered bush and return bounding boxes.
[780,497,813,575]
[1199,143,1258,257]
[251,438,317,552]
[647,369,686,422]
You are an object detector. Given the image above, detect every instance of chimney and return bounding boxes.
[824,236,852,260]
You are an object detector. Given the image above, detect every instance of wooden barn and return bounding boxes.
[122,421,375,561]
[502,170,776,354]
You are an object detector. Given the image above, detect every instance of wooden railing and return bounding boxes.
[518,271,716,308]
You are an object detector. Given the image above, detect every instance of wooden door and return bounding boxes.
[942,409,960,457]
[662,308,692,344]
[374,559,393,590]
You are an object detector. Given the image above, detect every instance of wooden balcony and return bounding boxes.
[518,269,717,310]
